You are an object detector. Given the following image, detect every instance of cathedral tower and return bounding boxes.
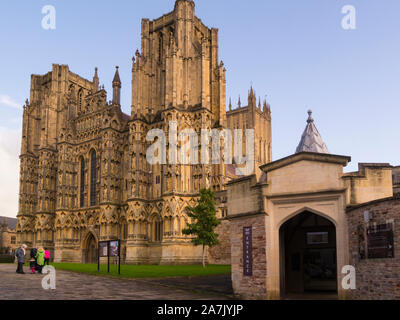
[131,0,226,126]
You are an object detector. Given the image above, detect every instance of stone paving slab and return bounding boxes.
[144,274,234,296]
[0,264,231,300]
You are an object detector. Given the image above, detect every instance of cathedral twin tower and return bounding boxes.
[16,0,272,264]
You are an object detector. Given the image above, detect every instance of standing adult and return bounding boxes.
[15,244,27,274]
[36,247,45,274]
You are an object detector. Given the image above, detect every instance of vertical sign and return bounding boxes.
[243,227,253,276]
[358,225,366,260]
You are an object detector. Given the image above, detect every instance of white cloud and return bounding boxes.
[0,127,21,218]
[0,94,21,109]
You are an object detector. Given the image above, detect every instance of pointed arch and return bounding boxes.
[149,212,163,242]
[279,208,338,296]
[81,230,98,264]
[277,206,338,230]
[81,230,99,249]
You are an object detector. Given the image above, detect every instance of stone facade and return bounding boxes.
[392,166,400,195]
[347,197,400,300]
[0,217,17,254]
[16,0,271,264]
[208,218,231,265]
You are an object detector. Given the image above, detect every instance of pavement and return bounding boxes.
[0,264,233,300]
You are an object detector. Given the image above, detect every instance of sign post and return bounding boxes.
[107,241,110,273]
[118,240,121,275]
[98,240,121,275]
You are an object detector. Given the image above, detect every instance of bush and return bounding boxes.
[0,255,15,264]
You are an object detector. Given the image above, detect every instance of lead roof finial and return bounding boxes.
[307,109,314,123]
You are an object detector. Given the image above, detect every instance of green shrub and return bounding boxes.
[0,255,14,263]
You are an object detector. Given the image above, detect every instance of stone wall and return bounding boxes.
[230,214,267,299]
[347,197,400,300]
[344,164,393,206]
[0,229,17,253]
[208,219,231,265]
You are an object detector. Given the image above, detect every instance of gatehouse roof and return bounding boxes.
[296,110,329,154]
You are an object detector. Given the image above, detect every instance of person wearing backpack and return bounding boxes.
[36,247,45,274]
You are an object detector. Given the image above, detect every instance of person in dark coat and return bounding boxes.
[30,247,38,272]
[15,244,27,274]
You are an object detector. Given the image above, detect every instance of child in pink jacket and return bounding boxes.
[44,249,50,266]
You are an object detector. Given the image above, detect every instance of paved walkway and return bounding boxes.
[0,264,232,300]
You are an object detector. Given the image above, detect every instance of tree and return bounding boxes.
[182,188,221,268]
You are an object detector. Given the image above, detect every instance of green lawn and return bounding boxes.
[51,263,231,279]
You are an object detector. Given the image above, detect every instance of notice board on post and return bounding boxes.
[98,240,121,274]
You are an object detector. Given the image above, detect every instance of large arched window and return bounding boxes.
[151,216,163,242]
[158,33,163,63]
[78,88,83,110]
[90,150,97,206]
[79,157,85,208]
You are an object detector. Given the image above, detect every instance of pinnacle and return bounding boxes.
[113,66,121,85]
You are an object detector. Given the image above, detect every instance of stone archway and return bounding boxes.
[82,231,98,264]
[279,210,338,299]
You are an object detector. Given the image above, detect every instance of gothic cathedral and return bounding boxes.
[16,0,272,264]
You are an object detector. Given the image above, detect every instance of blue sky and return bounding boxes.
[0,0,400,217]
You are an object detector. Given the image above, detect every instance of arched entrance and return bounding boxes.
[279,211,337,298]
[82,232,98,264]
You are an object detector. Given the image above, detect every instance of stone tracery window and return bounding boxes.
[151,215,163,242]
[154,220,163,242]
[90,150,97,206]
[78,88,83,110]
[79,157,85,208]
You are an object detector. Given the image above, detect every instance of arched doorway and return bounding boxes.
[279,211,337,298]
[82,232,98,264]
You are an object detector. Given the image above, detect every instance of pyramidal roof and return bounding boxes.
[295,110,329,154]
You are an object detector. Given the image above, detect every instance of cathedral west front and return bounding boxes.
[16,0,272,264]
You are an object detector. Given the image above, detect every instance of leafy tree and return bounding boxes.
[182,188,221,268]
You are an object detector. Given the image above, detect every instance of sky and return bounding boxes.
[0,0,400,218]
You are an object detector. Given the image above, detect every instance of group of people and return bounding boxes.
[15,244,51,274]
